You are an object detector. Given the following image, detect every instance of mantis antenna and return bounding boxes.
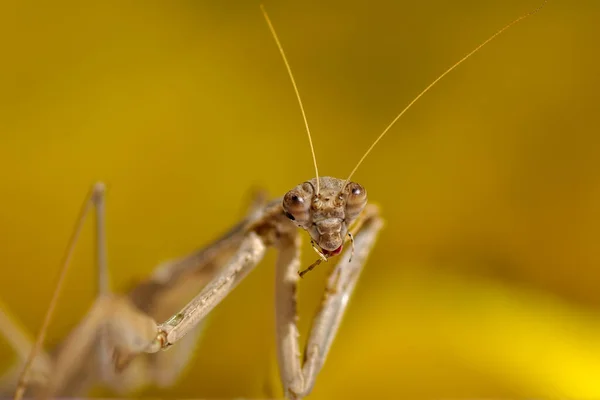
[341,0,548,190]
[261,4,321,195]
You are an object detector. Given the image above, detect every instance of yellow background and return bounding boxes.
[1,0,599,398]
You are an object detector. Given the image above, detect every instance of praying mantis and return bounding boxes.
[0,2,548,399]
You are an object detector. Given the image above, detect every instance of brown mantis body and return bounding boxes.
[1,2,546,399]
[2,178,381,399]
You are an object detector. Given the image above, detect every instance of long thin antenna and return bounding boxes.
[342,1,548,189]
[13,185,102,400]
[261,4,321,194]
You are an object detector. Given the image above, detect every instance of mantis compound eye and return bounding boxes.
[344,182,367,223]
[283,188,312,226]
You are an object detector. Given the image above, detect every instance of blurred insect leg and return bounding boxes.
[89,183,157,393]
[91,182,121,388]
[13,182,105,400]
[94,182,109,296]
[145,246,250,388]
[148,195,270,288]
[242,186,270,217]
[57,240,254,395]
[0,306,51,394]
[136,225,262,388]
[44,295,158,397]
[113,202,269,388]
[276,205,383,399]
[149,231,267,350]
[0,366,24,397]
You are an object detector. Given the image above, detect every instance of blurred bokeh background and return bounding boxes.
[1,0,599,398]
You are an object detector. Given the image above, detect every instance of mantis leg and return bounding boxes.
[275,204,383,399]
